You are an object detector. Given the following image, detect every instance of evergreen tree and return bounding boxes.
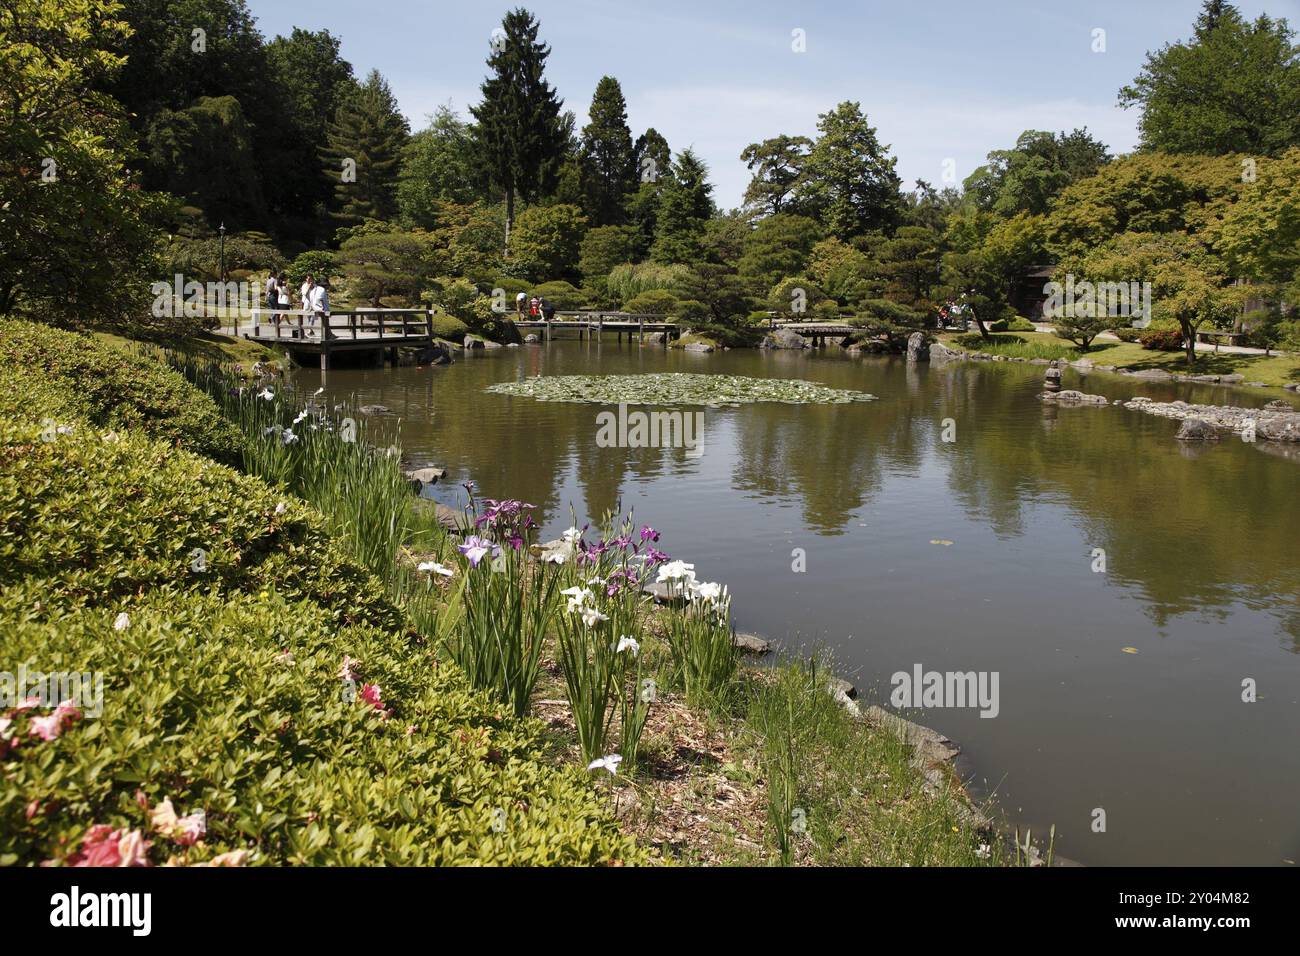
[628,128,671,257]
[579,76,635,226]
[651,150,715,264]
[740,134,812,217]
[797,101,903,240]
[470,8,566,254]
[265,28,357,238]
[321,70,410,227]
[633,128,671,186]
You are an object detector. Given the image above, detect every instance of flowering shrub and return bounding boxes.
[1139,327,1185,351]
[0,383,640,866]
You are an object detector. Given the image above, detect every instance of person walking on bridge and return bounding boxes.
[310,278,331,338]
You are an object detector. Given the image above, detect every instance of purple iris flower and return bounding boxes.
[640,526,660,543]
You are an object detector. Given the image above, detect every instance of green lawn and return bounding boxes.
[943,331,1300,388]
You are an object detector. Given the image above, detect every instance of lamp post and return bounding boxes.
[218,222,226,283]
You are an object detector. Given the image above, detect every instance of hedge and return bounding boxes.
[0,356,641,866]
[0,320,242,465]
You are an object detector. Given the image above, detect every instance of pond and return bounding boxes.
[294,339,1300,866]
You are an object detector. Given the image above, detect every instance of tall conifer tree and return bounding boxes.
[471,8,566,254]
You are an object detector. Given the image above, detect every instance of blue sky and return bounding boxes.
[251,0,1298,207]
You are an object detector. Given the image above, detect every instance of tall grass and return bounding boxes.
[745,654,1004,867]
[167,353,412,586]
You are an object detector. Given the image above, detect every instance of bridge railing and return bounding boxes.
[248,308,433,341]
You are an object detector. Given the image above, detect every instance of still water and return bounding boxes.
[296,340,1300,866]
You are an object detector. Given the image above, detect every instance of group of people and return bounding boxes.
[516,291,556,321]
[264,272,330,331]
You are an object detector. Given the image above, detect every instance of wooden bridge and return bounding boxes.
[772,319,856,347]
[241,309,436,369]
[513,311,680,344]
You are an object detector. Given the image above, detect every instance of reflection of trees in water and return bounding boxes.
[940,365,1300,648]
[730,395,922,534]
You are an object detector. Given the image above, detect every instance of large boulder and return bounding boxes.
[464,336,483,349]
[760,328,809,350]
[404,466,445,492]
[682,341,715,353]
[1176,418,1220,441]
[929,341,965,363]
[906,332,930,363]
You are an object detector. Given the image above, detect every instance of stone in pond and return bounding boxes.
[761,328,809,350]
[1175,418,1220,441]
[358,404,390,416]
[906,331,929,363]
[733,632,772,655]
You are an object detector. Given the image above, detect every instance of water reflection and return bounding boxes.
[298,342,1300,865]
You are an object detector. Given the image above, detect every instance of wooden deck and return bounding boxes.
[241,310,435,368]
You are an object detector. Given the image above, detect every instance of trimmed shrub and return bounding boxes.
[1139,327,1185,351]
[429,314,470,340]
[531,280,588,311]
[987,318,1009,333]
[1006,316,1037,332]
[0,577,637,866]
[0,419,401,630]
[1109,327,1142,342]
[0,414,640,866]
[624,289,679,315]
[0,320,242,465]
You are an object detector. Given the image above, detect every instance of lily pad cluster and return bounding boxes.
[485,373,875,407]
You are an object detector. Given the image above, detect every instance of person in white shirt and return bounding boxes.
[300,275,315,326]
[275,272,291,322]
[515,291,527,318]
[309,279,330,337]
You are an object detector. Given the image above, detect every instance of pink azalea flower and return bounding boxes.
[28,714,63,741]
[66,825,152,867]
[117,829,151,867]
[339,655,362,682]
[26,700,81,741]
[175,811,206,847]
[151,798,207,846]
[358,683,387,716]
